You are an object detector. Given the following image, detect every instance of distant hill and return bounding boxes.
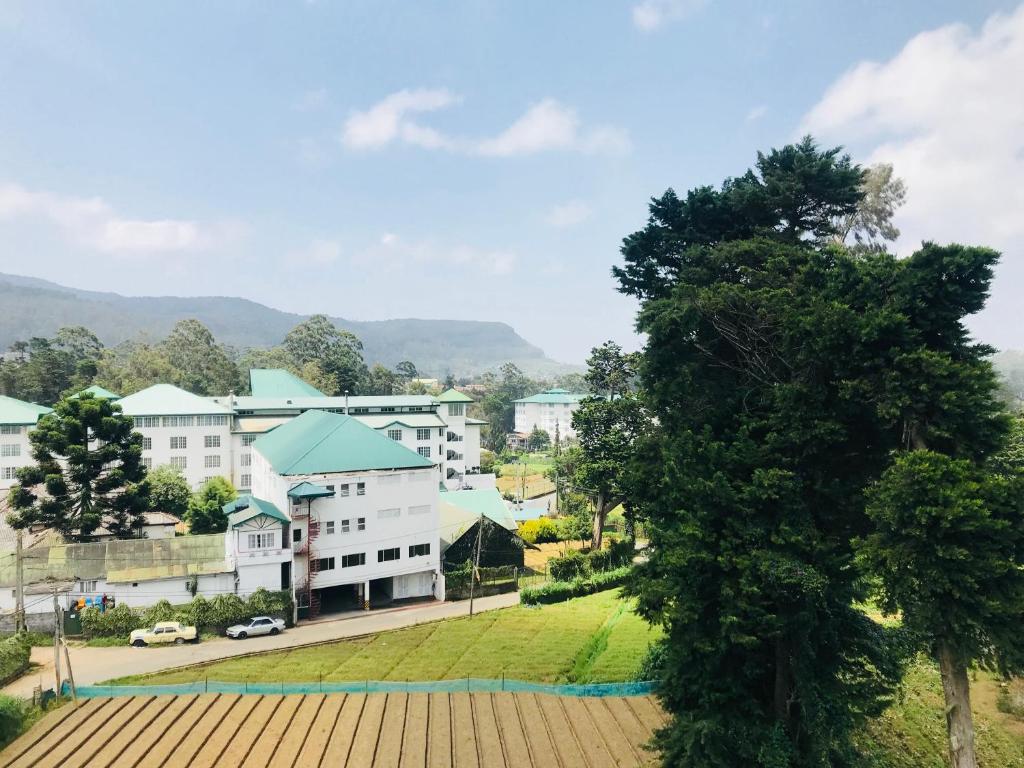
[0,273,571,377]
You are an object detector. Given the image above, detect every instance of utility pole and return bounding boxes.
[468,513,484,617]
[15,530,24,633]
[52,590,61,695]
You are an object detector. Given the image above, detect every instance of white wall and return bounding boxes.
[514,401,579,439]
[0,424,36,490]
[135,416,233,489]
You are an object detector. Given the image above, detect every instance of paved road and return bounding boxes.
[3,592,520,698]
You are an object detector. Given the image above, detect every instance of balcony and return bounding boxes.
[446,432,464,442]
[447,451,464,461]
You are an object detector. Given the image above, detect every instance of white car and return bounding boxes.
[225,616,286,639]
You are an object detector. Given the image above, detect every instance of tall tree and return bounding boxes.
[831,162,906,252]
[94,338,178,395]
[7,393,149,540]
[187,476,237,534]
[584,341,638,398]
[283,315,367,395]
[146,464,192,519]
[395,361,418,381]
[161,319,241,395]
[365,364,400,395]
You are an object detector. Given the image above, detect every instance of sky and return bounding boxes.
[1,1,1022,364]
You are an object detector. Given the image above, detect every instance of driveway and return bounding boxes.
[3,592,520,698]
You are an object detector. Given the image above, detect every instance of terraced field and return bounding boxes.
[0,692,665,767]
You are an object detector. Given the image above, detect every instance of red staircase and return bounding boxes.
[298,506,322,620]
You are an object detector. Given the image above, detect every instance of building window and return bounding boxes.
[141,437,152,450]
[316,557,336,571]
[326,521,335,535]
[341,553,365,568]
[417,447,431,458]
[449,403,464,416]
[240,453,251,467]
[170,456,187,469]
[357,482,365,496]
[416,428,431,441]
[357,517,366,531]
[240,474,252,488]
[293,528,302,543]
[204,435,221,449]
[439,428,444,437]
[409,543,430,557]
[377,508,400,520]
[163,416,195,428]
[387,429,403,441]
[248,532,275,549]
[197,415,227,427]
[142,458,153,470]
[350,407,369,414]
[170,436,187,450]
[0,444,20,457]
[78,579,98,592]
[133,416,159,429]
[1,467,17,480]
[380,407,396,413]
[204,455,221,468]
[339,484,350,497]
[0,425,21,435]
[408,504,431,516]
[378,547,400,562]
[242,434,257,446]
[341,519,350,533]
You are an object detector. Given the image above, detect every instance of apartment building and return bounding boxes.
[512,388,587,442]
[0,396,51,490]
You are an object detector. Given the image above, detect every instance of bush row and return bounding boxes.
[520,566,631,606]
[79,589,293,638]
[548,541,634,581]
[0,635,30,686]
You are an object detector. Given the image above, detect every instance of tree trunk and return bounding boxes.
[937,639,977,768]
[591,493,606,550]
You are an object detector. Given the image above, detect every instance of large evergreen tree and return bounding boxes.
[7,393,149,540]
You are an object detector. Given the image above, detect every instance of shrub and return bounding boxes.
[549,549,591,581]
[605,539,635,568]
[518,518,559,544]
[81,604,142,639]
[520,566,630,605]
[142,600,176,627]
[208,594,248,630]
[634,639,667,682]
[587,548,612,573]
[0,636,30,685]
[0,694,30,747]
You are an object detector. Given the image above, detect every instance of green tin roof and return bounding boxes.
[437,389,474,403]
[70,385,121,400]
[513,388,588,405]
[287,481,335,499]
[0,395,51,426]
[252,409,433,476]
[118,383,234,416]
[441,489,518,530]
[249,369,326,398]
[225,496,290,527]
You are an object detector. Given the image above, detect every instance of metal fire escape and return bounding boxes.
[287,482,335,621]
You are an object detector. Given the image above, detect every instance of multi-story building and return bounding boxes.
[512,388,587,443]
[0,395,51,490]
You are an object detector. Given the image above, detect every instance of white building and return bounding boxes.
[0,395,51,491]
[512,388,587,443]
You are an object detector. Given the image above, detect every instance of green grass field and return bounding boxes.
[111,589,662,686]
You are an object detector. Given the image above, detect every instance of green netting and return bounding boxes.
[64,679,656,698]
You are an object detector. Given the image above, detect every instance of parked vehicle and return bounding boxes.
[226,616,286,639]
[129,621,198,647]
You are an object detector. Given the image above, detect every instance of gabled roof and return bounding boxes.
[212,394,439,412]
[442,489,518,531]
[249,369,325,398]
[118,383,234,416]
[70,385,121,400]
[225,495,290,527]
[287,481,335,500]
[354,413,447,430]
[438,388,474,403]
[252,409,434,476]
[514,389,588,405]
[0,395,51,426]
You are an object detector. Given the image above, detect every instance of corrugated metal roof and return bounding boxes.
[70,385,121,400]
[216,394,439,412]
[441,489,518,533]
[226,496,289,527]
[513,389,588,405]
[354,413,446,429]
[287,481,334,499]
[253,409,433,476]
[118,384,234,416]
[0,395,51,425]
[249,369,326,398]
[437,389,474,403]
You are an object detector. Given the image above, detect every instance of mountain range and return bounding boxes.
[0,273,573,377]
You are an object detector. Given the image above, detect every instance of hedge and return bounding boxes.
[520,566,631,606]
[79,589,293,638]
[0,635,30,686]
[547,540,635,582]
[0,694,30,748]
[518,518,559,544]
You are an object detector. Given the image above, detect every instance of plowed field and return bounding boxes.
[0,692,664,767]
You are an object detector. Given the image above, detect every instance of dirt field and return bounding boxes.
[0,692,664,767]
[523,540,586,570]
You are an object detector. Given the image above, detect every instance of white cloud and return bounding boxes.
[358,233,516,276]
[632,0,708,31]
[341,88,458,150]
[341,92,630,157]
[0,182,217,254]
[746,105,768,122]
[800,5,1024,347]
[545,200,592,228]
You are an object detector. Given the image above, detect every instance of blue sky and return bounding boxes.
[1,1,1021,363]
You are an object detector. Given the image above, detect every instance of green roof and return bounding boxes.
[253,409,434,476]
[225,496,290,527]
[0,395,51,426]
[118,383,234,416]
[70,385,121,400]
[514,389,588,405]
[441,489,518,530]
[437,388,474,403]
[249,369,325,398]
[287,481,335,499]
[465,417,488,425]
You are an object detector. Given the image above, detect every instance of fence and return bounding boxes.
[62,678,656,699]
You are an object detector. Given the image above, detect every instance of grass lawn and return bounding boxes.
[110,589,662,686]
